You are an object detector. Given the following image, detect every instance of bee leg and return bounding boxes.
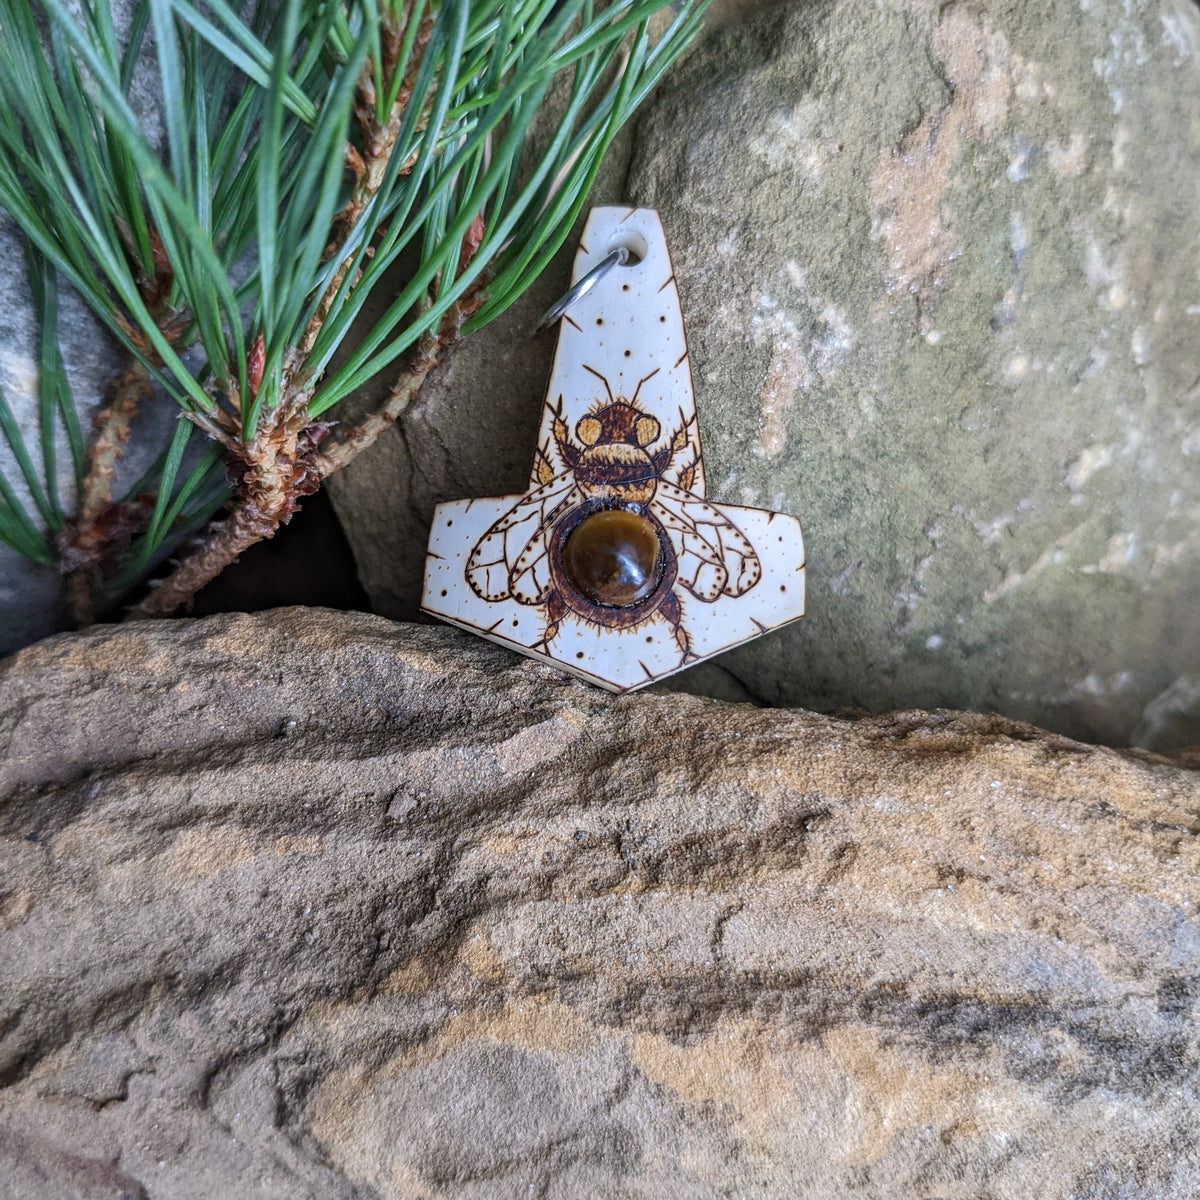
[533,590,567,655]
[659,591,695,663]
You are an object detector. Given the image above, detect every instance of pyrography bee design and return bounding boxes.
[466,366,762,662]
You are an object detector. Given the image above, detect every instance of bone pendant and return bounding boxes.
[422,206,805,693]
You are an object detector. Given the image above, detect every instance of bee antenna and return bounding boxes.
[630,367,661,405]
[581,363,613,403]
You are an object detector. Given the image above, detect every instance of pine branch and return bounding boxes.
[129,20,493,620]
[131,274,483,619]
[298,13,433,359]
[0,0,710,623]
[57,208,187,625]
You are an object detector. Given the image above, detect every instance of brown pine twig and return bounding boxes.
[127,408,331,618]
[310,330,443,476]
[300,15,434,360]
[60,363,154,626]
[127,295,477,620]
[78,364,153,524]
[59,214,194,626]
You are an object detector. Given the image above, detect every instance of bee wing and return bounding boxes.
[466,475,582,605]
[653,481,761,601]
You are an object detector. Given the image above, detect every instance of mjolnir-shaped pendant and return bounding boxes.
[422,206,805,693]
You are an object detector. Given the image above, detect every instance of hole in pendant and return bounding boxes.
[608,231,647,266]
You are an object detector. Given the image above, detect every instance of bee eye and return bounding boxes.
[577,416,602,446]
[634,416,660,447]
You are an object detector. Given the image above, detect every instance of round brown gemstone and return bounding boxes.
[562,509,661,607]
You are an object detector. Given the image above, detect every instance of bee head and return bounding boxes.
[578,403,660,448]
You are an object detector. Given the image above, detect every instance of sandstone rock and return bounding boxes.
[326,0,1200,751]
[2,609,1197,1197]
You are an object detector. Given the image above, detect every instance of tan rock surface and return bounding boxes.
[1,609,1198,1198]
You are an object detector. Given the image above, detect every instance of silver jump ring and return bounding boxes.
[534,246,629,336]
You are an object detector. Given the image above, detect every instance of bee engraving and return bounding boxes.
[466,367,762,662]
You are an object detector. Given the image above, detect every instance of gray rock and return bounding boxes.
[327,0,1200,750]
[1134,672,1200,754]
[1,609,1198,1197]
[629,0,1200,746]
[0,212,104,654]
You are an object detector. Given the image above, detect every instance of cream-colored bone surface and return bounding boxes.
[422,207,805,692]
